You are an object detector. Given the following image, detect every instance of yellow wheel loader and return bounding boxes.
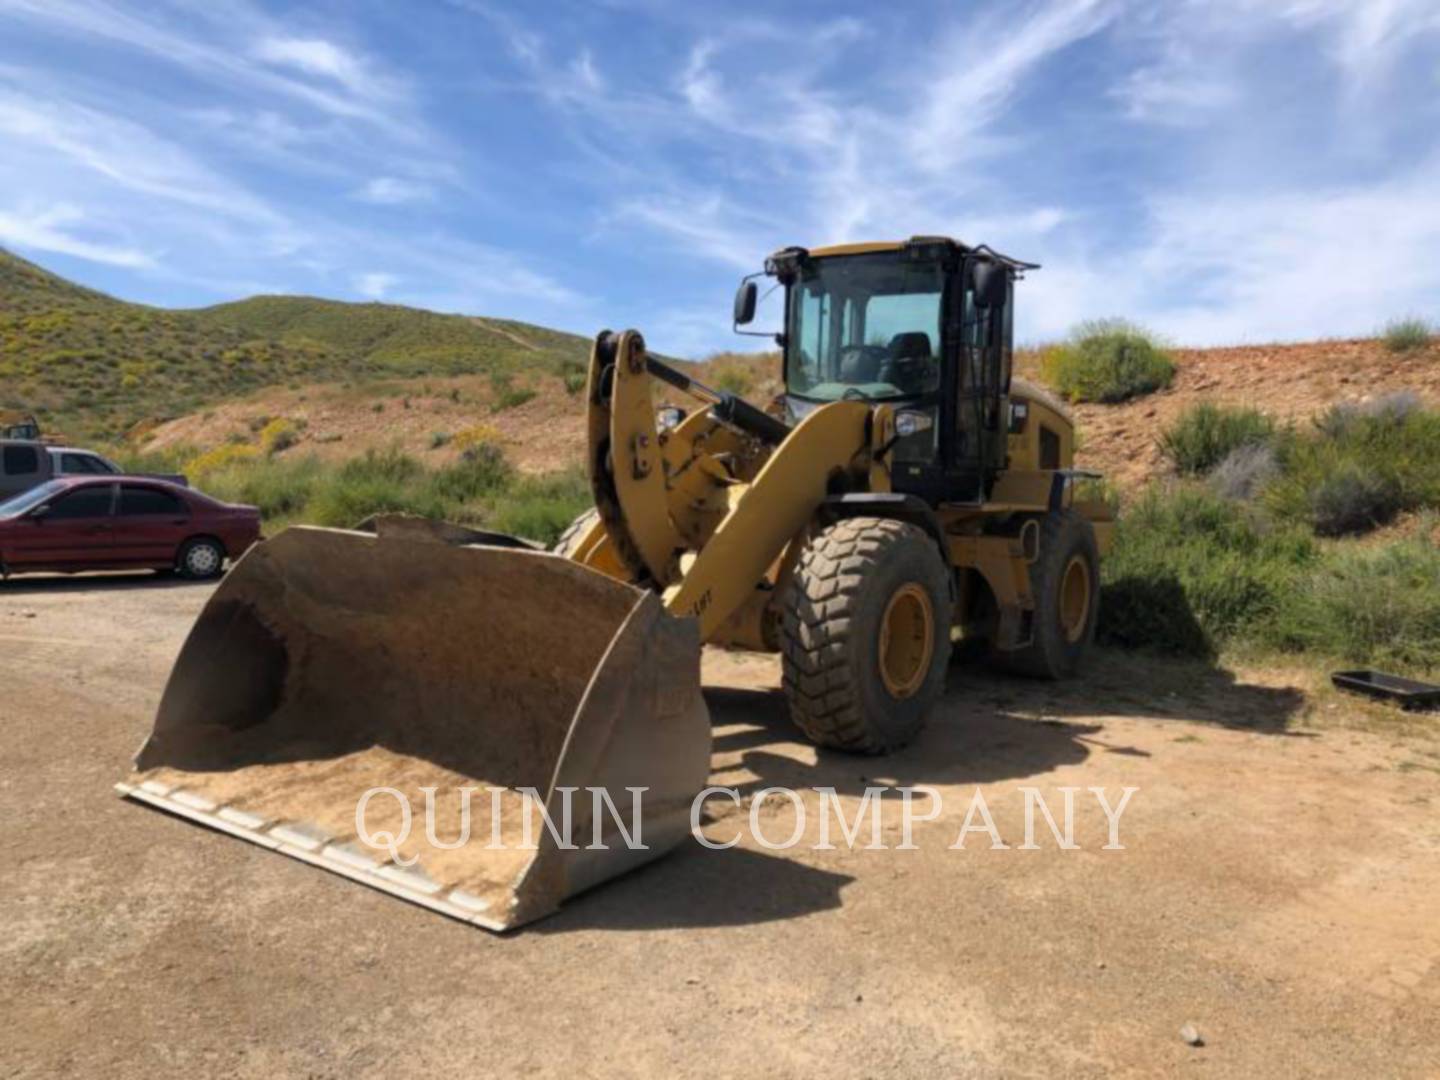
[118,236,1113,930]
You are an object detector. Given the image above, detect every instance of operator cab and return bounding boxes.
[735,236,1035,505]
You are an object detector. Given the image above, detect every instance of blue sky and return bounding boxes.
[1,0,1438,357]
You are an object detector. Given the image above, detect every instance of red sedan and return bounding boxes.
[0,477,260,580]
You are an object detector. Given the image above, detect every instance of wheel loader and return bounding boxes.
[118,236,1113,930]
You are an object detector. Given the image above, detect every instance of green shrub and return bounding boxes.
[202,455,323,521]
[563,371,588,395]
[1208,443,1278,501]
[714,367,754,397]
[491,386,538,412]
[1100,485,1314,655]
[111,444,194,475]
[1040,319,1176,403]
[485,468,590,546]
[1381,317,1433,354]
[338,446,425,485]
[1308,463,1402,536]
[430,441,512,501]
[1313,391,1422,440]
[187,442,260,482]
[289,447,437,527]
[429,430,452,449]
[1159,402,1275,475]
[1266,531,1440,675]
[257,417,300,454]
[1267,402,1440,533]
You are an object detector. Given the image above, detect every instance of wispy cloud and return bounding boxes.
[0,0,416,132]
[0,82,279,223]
[253,36,389,99]
[0,0,1435,353]
[0,203,152,267]
[354,177,434,205]
[353,271,397,299]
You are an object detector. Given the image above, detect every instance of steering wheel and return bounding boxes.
[837,344,887,382]
[841,386,868,401]
[879,354,931,390]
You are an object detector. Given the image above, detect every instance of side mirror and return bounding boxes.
[733,280,758,326]
[970,260,1008,309]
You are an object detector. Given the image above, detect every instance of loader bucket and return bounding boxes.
[116,526,711,931]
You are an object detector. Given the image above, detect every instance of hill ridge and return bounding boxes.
[0,247,590,441]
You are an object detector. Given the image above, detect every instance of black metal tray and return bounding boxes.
[1332,670,1440,711]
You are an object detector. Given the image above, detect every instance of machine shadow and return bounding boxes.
[537,671,1107,935]
[958,646,1312,736]
[706,683,1103,801]
[535,843,853,934]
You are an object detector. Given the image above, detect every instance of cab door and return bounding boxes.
[16,483,116,568]
[113,484,191,565]
[1,443,48,499]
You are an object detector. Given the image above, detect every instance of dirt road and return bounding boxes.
[3,575,1438,1078]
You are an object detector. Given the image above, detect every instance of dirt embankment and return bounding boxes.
[1038,338,1440,491]
[141,338,1439,484]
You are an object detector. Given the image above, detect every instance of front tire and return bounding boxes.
[177,537,225,580]
[781,517,952,754]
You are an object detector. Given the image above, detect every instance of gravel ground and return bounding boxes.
[3,573,1438,1078]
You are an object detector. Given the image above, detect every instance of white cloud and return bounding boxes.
[0,203,153,267]
[570,49,603,93]
[1114,65,1237,124]
[1274,0,1440,88]
[909,0,1117,173]
[253,36,385,99]
[612,194,779,271]
[354,177,434,205]
[353,271,397,298]
[0,0,415,132]
[1134,158,1440,343]
[0,85,279,222]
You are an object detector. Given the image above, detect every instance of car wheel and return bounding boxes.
[178,538,225,580]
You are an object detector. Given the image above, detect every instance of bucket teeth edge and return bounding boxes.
[116,784,511,931]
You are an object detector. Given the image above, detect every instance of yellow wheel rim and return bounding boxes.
[1059,554,1092,643]
[878,583,935,699]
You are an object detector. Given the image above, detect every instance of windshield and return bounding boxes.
[0,480,63,518]
[785,252,944,401]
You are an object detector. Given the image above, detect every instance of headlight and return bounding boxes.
[656,405,686,432]
[895,410,933,438]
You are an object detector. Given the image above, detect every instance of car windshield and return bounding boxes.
[785,252,945,402]
[0,480,64,518]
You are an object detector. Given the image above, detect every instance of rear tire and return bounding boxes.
[781,517,952,754]
[177,537,225,580]
[998,510,1099,679]
[552,508,600,558]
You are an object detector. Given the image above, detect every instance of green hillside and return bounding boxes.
[0,248,590,440]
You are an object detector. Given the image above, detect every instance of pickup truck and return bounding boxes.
[0,440,187,499]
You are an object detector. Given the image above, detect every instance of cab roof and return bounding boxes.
[774,236,1039,273]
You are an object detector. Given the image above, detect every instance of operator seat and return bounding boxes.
[887,332,933,362]
[884,332,936,391]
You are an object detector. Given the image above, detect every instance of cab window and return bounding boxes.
[3,445,41,476]
[62,453,114,475]
[46,486,114,519]
[119,486,186,517]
